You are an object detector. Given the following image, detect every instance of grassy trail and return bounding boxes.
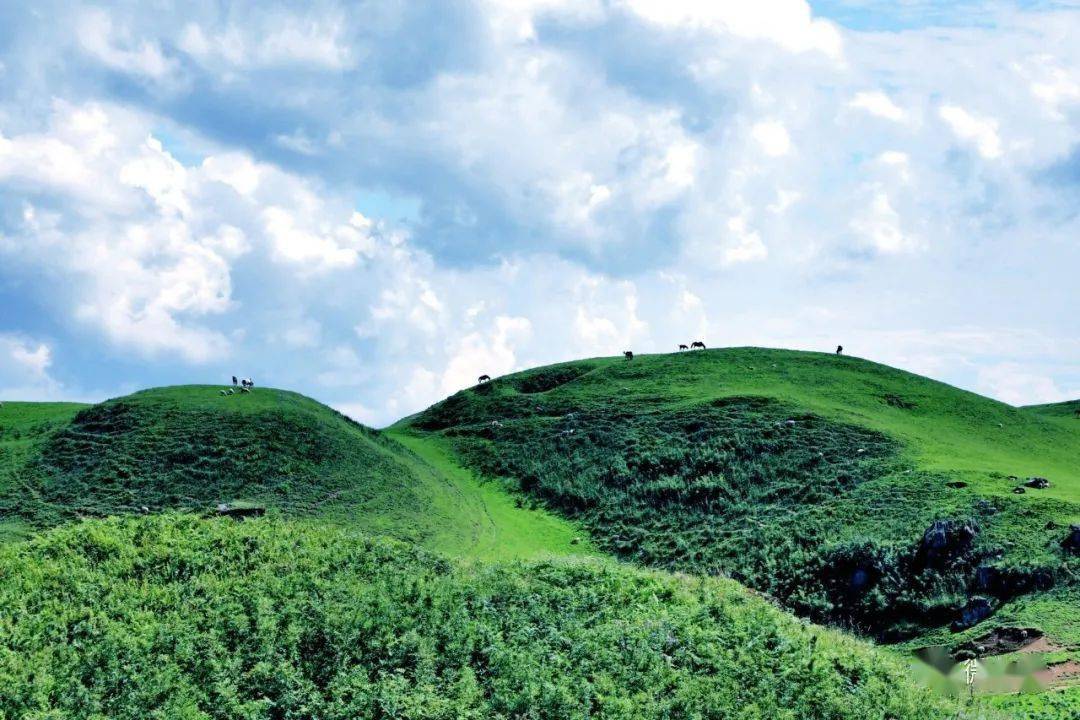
[388,430,596,562]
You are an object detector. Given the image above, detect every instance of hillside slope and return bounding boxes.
[396,348,1080,650]
[0,514,957,720]
[0,386,587,560]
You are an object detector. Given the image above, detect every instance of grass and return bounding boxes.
[0,514,961,720]
[2,350,1077,716]
[0,385,592,564]
[398,348,1079,649]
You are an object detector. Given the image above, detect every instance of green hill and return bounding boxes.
[0,514,953,720]
[395,348,1079,657]
[0,386,586,560]
[3,354,1078,716]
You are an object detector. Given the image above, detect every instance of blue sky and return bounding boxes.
[0,0,1077,425]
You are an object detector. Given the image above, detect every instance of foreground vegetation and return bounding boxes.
[0,514,956,720]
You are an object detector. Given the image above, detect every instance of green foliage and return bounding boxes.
[0,387,591,562]
[2,387,437,528]
[400,348,1080,643]
[0,514,956,720]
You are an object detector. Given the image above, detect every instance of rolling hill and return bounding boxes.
[393,348,1080,703]
[0,386,585,560]
[2,349,1078,716]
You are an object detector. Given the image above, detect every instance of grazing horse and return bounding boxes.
[624,351,634,361]
[477,374,491,384]
[232,375,238,386]
[690,341,706,350]
[678,344,689,351]
[836,345,843,355]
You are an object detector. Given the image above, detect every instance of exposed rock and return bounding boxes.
[1024,477,1050,489]
[973,565,999,593]
[1063,525,1080,555]
[216,504,266,519]
[954,627,1043,658]
[973,564,1054,597]
[953,597,993,631]
[919,519,978,568]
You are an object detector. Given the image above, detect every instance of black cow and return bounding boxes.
[477,374,491,384]
[836,345,843,355]
[232,375,238,386]
[624,351,634,361]
[678,344,689,351]
[690,341,706,350]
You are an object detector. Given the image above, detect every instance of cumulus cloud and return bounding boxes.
[77,8,178,81]
[751,121,792,157]
[0,0,1077,423]
[849,91,907,123]
[977,362,1068,406]
[0,335,62,400]
[938,104,1003,159]
[623,0,843,58]
[178,15,352,69]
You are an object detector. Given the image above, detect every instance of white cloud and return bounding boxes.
[623,0,842,58]
[261,206,375,271]
[441,315,532,395]
[0,335,63,400]
[723,214,769,265]
[977,362,1068,406]
[1,0,1079,421]
[751,121,792,157]
[178,15,351,70]
[77,8,177,81]
[1014,55,1080,119]
[850,189,920,255]
[849,91,907,123]
[938,104,1003,159]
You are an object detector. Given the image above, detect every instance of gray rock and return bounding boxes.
[953,597,993,631]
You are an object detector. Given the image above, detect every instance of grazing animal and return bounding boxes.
[836,345,843,355]
[232,375,238,386]
[477,374,491,384]
[240,386,251,393]
[678,344,689,351]
[624,351,634,361]
[690,341,706,350]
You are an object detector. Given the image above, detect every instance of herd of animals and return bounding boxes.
[218,376,255,396]
[477,342,845,385]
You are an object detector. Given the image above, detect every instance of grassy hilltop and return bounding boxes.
[0,386,586,559]
[395,348,1080,704]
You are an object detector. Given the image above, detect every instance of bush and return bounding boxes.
[0,515,952,720]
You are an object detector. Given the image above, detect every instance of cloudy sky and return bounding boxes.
[0,0,1077,425]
